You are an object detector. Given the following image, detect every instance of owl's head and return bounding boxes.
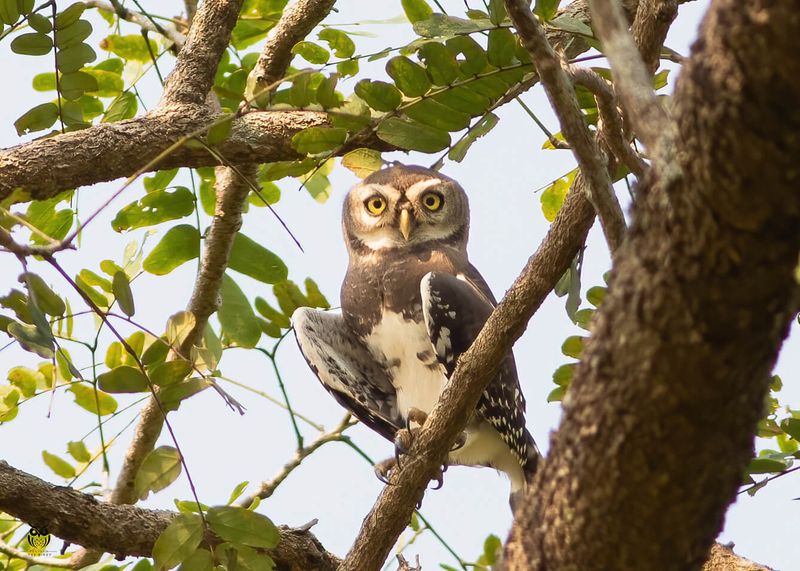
[342,164,469,253]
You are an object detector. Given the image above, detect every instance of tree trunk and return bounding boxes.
[503,2,800,569]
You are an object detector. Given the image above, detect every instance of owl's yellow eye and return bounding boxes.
[365,196,387,215]
[421,192,443,211]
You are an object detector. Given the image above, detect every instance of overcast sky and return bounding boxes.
[1,1,798,568]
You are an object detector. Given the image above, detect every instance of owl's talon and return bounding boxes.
[450,431,467,452]
[374,457,397,484]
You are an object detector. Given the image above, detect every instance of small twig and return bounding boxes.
[85,0,186,48]
[738,465,800,496]
[586,0,673,153]
[569,66,647,177]
[505,0,626,253]
[516,97,570,150]
[237,415,356,506]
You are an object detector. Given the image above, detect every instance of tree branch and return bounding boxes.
[503,1,800,568]
[505,0,626,253]
[341,169,597,571]
[587,0,673,153]
[249,0,336,101]
[84,0,186,48]
[160,0,245,106]
[0,461,341,570]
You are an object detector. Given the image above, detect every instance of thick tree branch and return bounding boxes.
[631,0,679,74]
[0,461,341,570]
[503,2,800,569]
[160,0,245,106]
[341,171,597,571]
[587,0,673,153]
[505,0,626,253]
[249,0,336,99]
[0,109,392,202]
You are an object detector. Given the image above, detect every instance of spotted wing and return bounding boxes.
[420,272,539,477]
[293,307,403,441]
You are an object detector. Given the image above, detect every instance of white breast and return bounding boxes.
[364,310,446,418]
[364,310,525,492]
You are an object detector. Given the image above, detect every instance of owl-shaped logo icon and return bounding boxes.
[26,527,51,556]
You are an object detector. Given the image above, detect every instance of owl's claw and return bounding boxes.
[374,457,397,484]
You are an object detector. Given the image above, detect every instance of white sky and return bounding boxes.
[1,1,798,568]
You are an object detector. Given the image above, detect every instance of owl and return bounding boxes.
[293,164,539,506]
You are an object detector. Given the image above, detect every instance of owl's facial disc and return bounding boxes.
[342,165,469,254]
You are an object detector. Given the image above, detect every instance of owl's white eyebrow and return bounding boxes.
[407,178,443,195]
[363,183,396,196]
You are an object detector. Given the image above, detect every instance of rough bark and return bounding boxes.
[503,2,800,569]
[0,462,341,571]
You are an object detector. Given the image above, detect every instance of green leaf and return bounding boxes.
[55,2,85,29]
[75,273,110,308]
[147,360,192,386]
[27,13,52,33]
[7,366,42,397]
[304,278,330,309]
[219,275,260,348]
[112,187,195,232]
[0,0,20,25]
[342,148,383,179]
[291,40,329,64]
[136,445,182,499]
[143,225,200,275]
[561,336,584,359]
[547,386,565,402]
[318,28,355,58]
[413,14,492,38]
[291,126,347,154]
[84,69,124,97]
[42,451,76,478]
[14,102,59,134]
[160,377,210,410]
[152,513,204,570]
[166,310,196,347]
[207,117,233,145]
[56,43,97,73]
[781,418,800,441]
[228,233,288,284]
[60,70,98,100]
[7,321,54,358]
[206,506,279,548]
[145,169,180,192]
[10,32,53,56]
[20,272,65,316]
[354,80,402,112]
[402,0,432,23]
[56,19,92,49]
[102,92,138,123]
[417,42,460,86]
[552,363,575,387]
[386,56,431,97]
[0,386,20,422]
[100,34,158,62]
[315,74,341,109]
[98,365,149,393]
[446,35,488,76]
[142,337,170,367]
[482,534,502,565]
[67,440,91,463]
[586,285,607,307]
[273,280,307,315]
[69,383,118,415]
[540,178,569,222]
[330,97,370,130]
[747,457,790,475]
[548,14,593,37]
[653,69,670,90]
[178,548,214,571]
[404,99,470,132]
[112,271,135,316]
[449,113,498,162]
[535,0,561,21]
[254,298,290,329]
[32,72,56,91]
[487,28,516,67]
[377,117,450,152]
[227,481,250,505]
[231,19,273,50]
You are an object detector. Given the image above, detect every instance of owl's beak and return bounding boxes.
[399,209,412,241]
